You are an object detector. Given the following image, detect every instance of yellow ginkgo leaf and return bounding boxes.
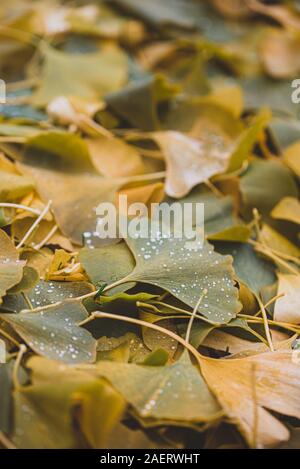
[200,350,300,448]
[274,273,300,324]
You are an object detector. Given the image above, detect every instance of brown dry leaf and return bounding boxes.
[117,182,165,215]
[12,218,74,251]
[21,247,54,279]
[153,131,234,198]
[87,137,145,178]
[274,273,300,324]
[202,329,291,356]
[200,350,300,448]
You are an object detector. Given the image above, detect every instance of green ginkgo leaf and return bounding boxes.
[215,242,276,296]
[0,301,97,364]
[2,280,94,313]
[79,243,135,294]
[122,224,241,324]
[8,266,39,294]
[31,44,128,107]
[89,351,222,422]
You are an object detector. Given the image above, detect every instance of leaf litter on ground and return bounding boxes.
[1,0,300,450]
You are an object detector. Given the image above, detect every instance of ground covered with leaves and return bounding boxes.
[1,0,300,450]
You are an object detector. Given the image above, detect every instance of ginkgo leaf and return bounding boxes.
[2,280,94,313]
[0,229,25,302]
[79,242,135,294]
[13,356,125,449]
[153,131,234,198]
[274,273,300,325]
[89,351,222,423]
[215,242,276,295]
[122,224,241,323]
[87,136,145,178]
[106,74,179,131]
[240,158,298,218]
[200,351,300,448]
[0,300,97,363]
[31,44,128,107]
[0,171,34,202]
[16,131,125,244]
[271,197,300,225]
[166,188,249,241]
[259,224,300,258]
[7,265,39,294]
[153,109,270,198]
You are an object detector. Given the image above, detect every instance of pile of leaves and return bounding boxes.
[1,0,300,450]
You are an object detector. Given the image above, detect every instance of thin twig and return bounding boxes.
[20,276,129,313]
[33,224,58,250]
[16,200,52,249]
[78,311,208,367]
[0,328,21,348]
[255,294,274,352]
[0,203,41,215]
[12,344,27,389]
[0,431,17,449]
[185,289,208,343]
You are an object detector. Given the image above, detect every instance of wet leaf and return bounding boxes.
[0,301,97,363]
[79,242,135,294]
[90,351,222,423]
[123,225,241,323]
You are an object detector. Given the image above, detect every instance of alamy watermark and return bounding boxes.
[94,195,205,251]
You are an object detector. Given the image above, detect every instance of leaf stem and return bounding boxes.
[12,344,27,389]
[0,327,21,348]
[16,200,52,249]
[185,289,208,343]
[0,431,17,449]
[255,294,274,352]
[33,224,58,250]
[0,203,41,215]
[78,311,205,366]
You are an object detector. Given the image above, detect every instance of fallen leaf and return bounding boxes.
[200,350,300,447]
[271,197,300,225]
[123,223,241,323]
[0,300,97,363]
[31,44,128,107]
[89,351,222,423]
[274,273,300,324]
